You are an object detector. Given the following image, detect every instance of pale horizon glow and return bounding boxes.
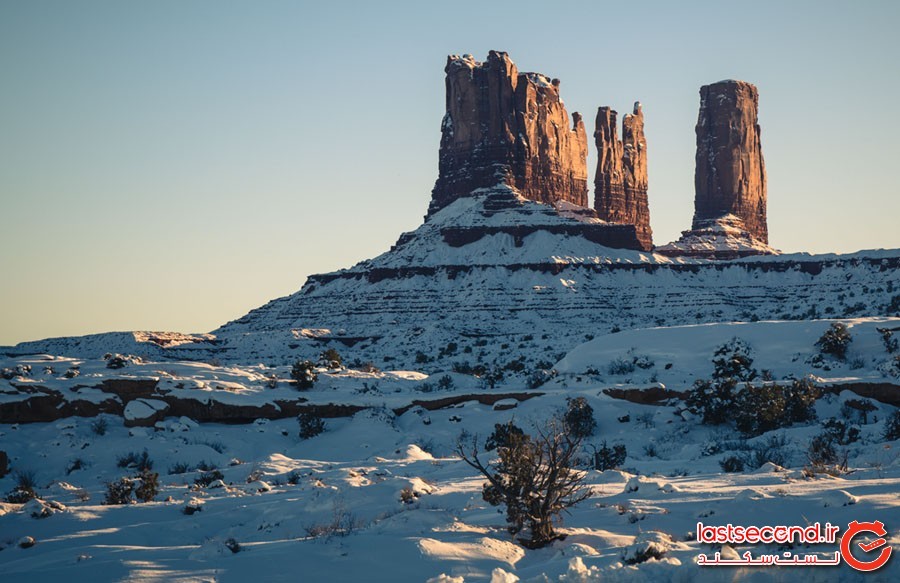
[1,0,899,345]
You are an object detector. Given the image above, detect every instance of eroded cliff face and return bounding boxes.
[593,103,652,250]
[429,51,588,214]
[693,80,767,243]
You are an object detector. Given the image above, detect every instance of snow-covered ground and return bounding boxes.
[2,319,898,581]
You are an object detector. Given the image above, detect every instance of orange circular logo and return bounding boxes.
[840,520,892,572]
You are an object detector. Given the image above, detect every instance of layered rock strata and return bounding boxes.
[429,51,589,214]
[693,80,767,243]
[593,103,653,250]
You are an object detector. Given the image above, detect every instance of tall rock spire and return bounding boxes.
[692,80,768,243]
[593,102,652,250]
[429,51,589,215]
[658,80,775,259]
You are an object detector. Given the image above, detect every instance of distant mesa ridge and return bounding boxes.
[429,51,771,257]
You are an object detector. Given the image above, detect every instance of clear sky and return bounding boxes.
[1,0,898,345]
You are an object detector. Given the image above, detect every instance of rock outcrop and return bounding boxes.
[429,51,589,214]
[593,103,653,250]
[692,80,767,243]
[660,80,773,258]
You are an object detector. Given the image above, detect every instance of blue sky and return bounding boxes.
[1,0,898,344]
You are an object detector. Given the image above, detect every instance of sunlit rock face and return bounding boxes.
[661,80,773,258]
[693,80,768,244]
[429,51,589,214]
[593,103,652,250]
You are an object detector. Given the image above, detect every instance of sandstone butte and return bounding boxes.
[428,51,770,257]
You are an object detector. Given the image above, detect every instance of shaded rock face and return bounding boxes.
[429,51,588,214]
[693,80,767,243]
[593,103,652,250]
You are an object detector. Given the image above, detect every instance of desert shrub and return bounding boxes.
[887,295,900,315]
[504,359,526,373]
[105,477,135,505]
[591,441,627,471]
[563,397,596,438]
[685,378,737,425]
[318,348,343,369]
[878,328,898,353]
[90,417,108,436]
[806,434,847,474]
[733,384,785,436]
[734,380,819,437]
[712,338,757,381]
[194,470,224,487]
[355,361,380,373]
[134,470,159,502]
[105,470,158,504]
[821,418,860,445]
[457,417,592,548]
[439,342,458,357]
[636,412,655,428]
[436,375,454,390]
[304,501,362,539]
[481,366,505,389]
[290,360,318,390]
[841,399,877,424]
[719,455,745,473]
[782,378,821,424]
[527,367,557,389]
[743,434,788,469]
[116,452,138,468]
[5,470,38,503]
[415,352,430,364]
[135,450,153,471]
[66,458,88,475]
[816,323,852,360]
[287,470,302,485]
[168,462,191,475]
[883,410,900,441]
[399,487,417,504]
[15,470,37,491]
[224,538,241,553]
[105,354,130,369]
[607,357,635,376]
[484,421,526,452]
[117,450,153,471]
[298,412,325,439]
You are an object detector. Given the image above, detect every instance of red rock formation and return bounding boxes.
[429,51,588,214]
[693,80,768,243]
[593,103,653,250]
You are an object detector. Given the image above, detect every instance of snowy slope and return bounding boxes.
[1,316,899,581]
[6,187,899,372]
